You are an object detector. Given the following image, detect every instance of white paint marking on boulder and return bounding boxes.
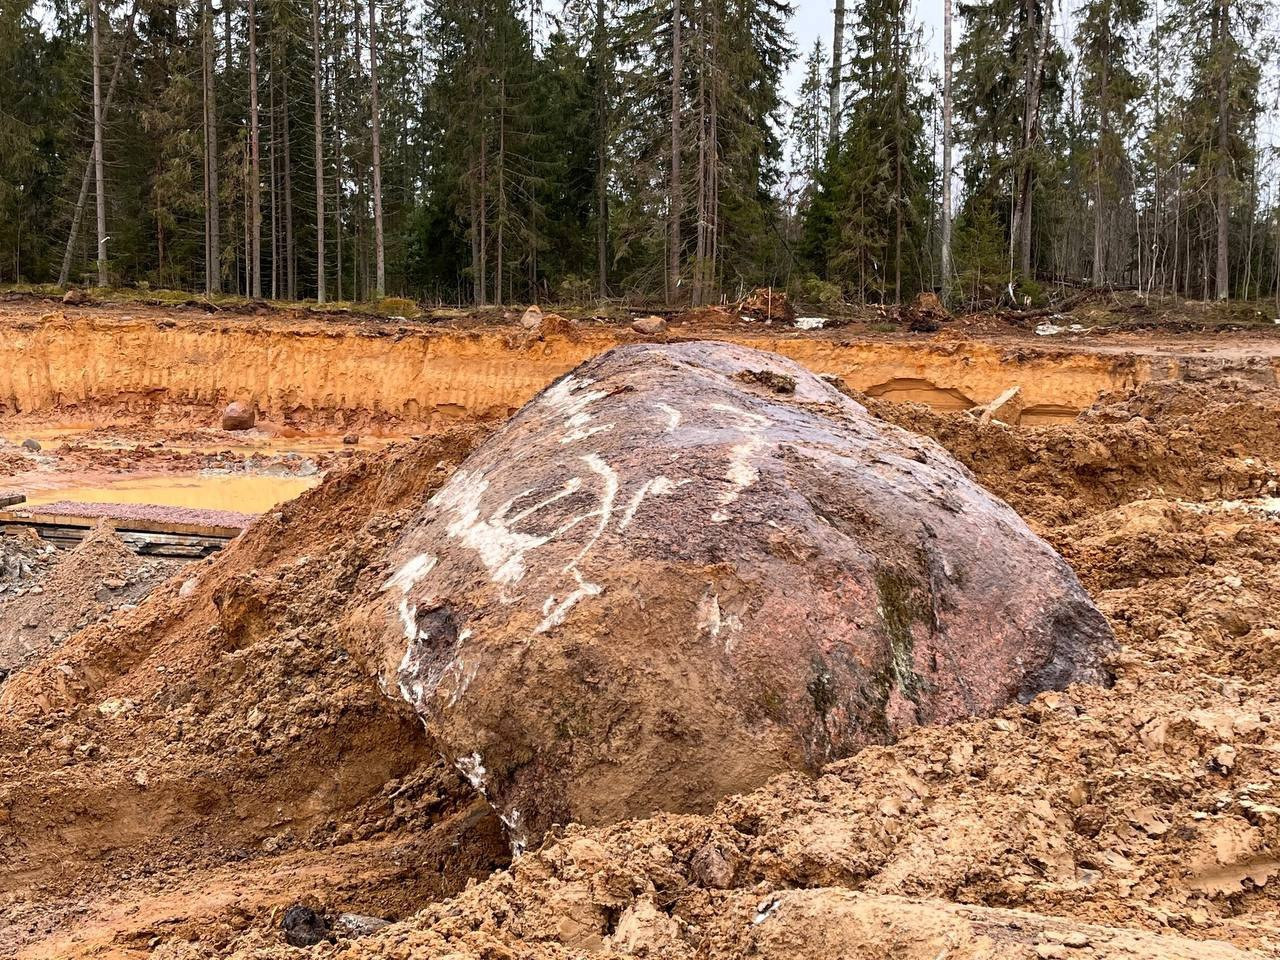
[533,453,618,634]
[383,553,437,594]
[562,422,615,444]
[397,598,419,644]
[696,590,742,652]
[656,401,682,432]
[697,591,722,637]
[433,469,570,587]
[541,374,607,418]
[617,475,676,532]
[455,752,488,792]
[710,403,769,513]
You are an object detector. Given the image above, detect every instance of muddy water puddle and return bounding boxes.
[23,473,319,514]
[3,426,399,456]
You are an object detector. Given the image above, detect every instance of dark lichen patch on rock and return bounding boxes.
[874,567,934,707]
[735,369,797,395]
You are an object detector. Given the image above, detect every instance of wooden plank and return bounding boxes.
[0,508,243,540]
[0,493,26,508]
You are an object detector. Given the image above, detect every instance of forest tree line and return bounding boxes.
[0,0,1277,306]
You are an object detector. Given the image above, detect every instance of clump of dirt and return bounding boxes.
[0,524,177,674]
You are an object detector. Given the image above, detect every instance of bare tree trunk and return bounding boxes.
[270,64,279,300]
[893,7,903,304]
[60,3,137,288]
[310,0,325,302]
[244,147,252,294]
[248,0,262,298]
[90,0,109,287]
[368,0,386,299]
[332,2,344,302]
[1092,4,1109,288]
[202,0,212,293]
[594,0,609,299]
[496,79,506,307]
[1011,0,1052,281]
[1214,0,1230,300]
[203,0,221,293]
[828,0,846,145]
[283,68,295,300]
[479,146,488,305]
[352,0,365,300]
[667,0,682,305]
[708,14,719,304]
[692,4,707,308]
[940,0,953,300]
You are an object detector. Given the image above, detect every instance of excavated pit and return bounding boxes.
[2,298,1280,958]
[3,301,1276,437]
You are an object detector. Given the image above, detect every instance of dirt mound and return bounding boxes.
[5,373,1280,959]
[856,380,1280,528]
[380,343,1112,845]
[213,441,1280,960]
[0,429,512,958]
[0,524,176,673]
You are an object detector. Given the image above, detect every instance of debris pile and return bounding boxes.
[738,286,797,323]
[0,523,177,673]
[901,291,952,332]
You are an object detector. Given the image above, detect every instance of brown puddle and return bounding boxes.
[23,473,319,514]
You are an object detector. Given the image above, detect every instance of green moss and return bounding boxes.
[874,567,933,706]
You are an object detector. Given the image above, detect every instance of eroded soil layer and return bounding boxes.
[3,301,1278,429]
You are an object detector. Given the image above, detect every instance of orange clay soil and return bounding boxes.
[1,296,1278,434]
[0,370,1277,958]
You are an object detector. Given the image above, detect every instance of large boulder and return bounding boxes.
[220,401,256,431]
[379,342,1113,847]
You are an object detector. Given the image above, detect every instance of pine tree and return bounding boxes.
[804,0,932,301]
[788,39,827,188]
[1078,0,1146,286]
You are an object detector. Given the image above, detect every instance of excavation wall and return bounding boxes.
[0,311,1271,428]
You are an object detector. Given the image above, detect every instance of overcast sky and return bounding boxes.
[786,0,945,97]
[783,0,1278,170]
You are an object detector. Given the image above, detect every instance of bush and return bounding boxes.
[1014,279,1048,308]
[790,275,843,309]
[376,296,419,317]
[555,274,596,305]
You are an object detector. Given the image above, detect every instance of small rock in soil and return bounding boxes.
[221,401,257,431]
[282,905,329,947]
[332,913,393,938]
[632,315,668,335]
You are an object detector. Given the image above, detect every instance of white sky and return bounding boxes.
[784,0,1279,189]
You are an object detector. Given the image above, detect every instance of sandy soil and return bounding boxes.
[1,294,1278,438]
[0,301,1278,958]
